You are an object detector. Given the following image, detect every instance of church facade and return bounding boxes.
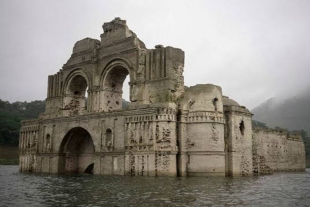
[19,18,305,176]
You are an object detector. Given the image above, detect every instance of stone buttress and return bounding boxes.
[223,96,253,176]
[177,84,226,176]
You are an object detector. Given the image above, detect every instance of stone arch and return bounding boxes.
[100,59,134,111]
[58,127,95,173]
[62,69,92,115]
[63,68,92,95]
[101,58,134,81]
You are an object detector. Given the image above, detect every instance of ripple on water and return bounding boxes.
[0,166,310,206]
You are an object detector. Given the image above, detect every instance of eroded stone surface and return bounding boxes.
[19,18,305,176]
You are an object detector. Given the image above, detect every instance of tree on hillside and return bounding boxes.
[252,120,268,128]
[0,99,45,146]
[293,130,310,159]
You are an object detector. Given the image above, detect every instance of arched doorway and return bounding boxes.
[102,65,131,111]
[63,74,89,116]
[59,127,95,174]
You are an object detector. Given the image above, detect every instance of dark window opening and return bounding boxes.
[239,120,245,135]
[106,128,112,148]
[212,97,218,111]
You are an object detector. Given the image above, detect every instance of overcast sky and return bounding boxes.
[0,0,309,109]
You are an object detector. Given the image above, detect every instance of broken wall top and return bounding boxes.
[177,84,223,112]
[100,17,145,48]
[44,18,186,117]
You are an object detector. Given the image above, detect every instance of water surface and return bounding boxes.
[1,166,309,206]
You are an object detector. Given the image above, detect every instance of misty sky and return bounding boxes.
[0,0,309,109]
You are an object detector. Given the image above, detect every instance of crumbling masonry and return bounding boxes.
[19,18,305,176]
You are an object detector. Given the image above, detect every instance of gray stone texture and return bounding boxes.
[19,18,305,176]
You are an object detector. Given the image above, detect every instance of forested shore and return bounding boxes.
[0,100,45,164]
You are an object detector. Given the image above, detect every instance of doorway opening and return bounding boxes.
[59,127,95,174]
[103,66,130,111]
[84,163,94,174]
[65,75,88,115]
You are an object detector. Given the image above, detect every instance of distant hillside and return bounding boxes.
[122,99,130,109]
[251,93,310,165]
[0,99,45,146]
[252,94,310,133]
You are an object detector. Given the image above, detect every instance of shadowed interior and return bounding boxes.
[59,127,94,173]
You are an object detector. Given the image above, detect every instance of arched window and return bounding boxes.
[68,75,88,97]
[102,66,130,111]
[64,74,88,115]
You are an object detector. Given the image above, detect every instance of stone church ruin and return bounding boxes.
[19,18,305,176]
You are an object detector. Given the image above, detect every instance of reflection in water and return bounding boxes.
[0,166,309,206]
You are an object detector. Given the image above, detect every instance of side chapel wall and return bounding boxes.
[252,128,306,175]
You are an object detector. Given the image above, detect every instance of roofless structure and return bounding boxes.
[19,18,305,176]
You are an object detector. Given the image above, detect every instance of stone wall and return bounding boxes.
[252,128,305,175]
[224,105,253,176]
[177,84,226,176]
[19,18,306,177]
[20,106,178,176]
[19,121,40,172]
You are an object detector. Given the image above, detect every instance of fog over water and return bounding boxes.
[1,166,310,206]
[0,0,310,109]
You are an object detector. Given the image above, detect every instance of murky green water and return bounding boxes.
[0,166,309,206]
